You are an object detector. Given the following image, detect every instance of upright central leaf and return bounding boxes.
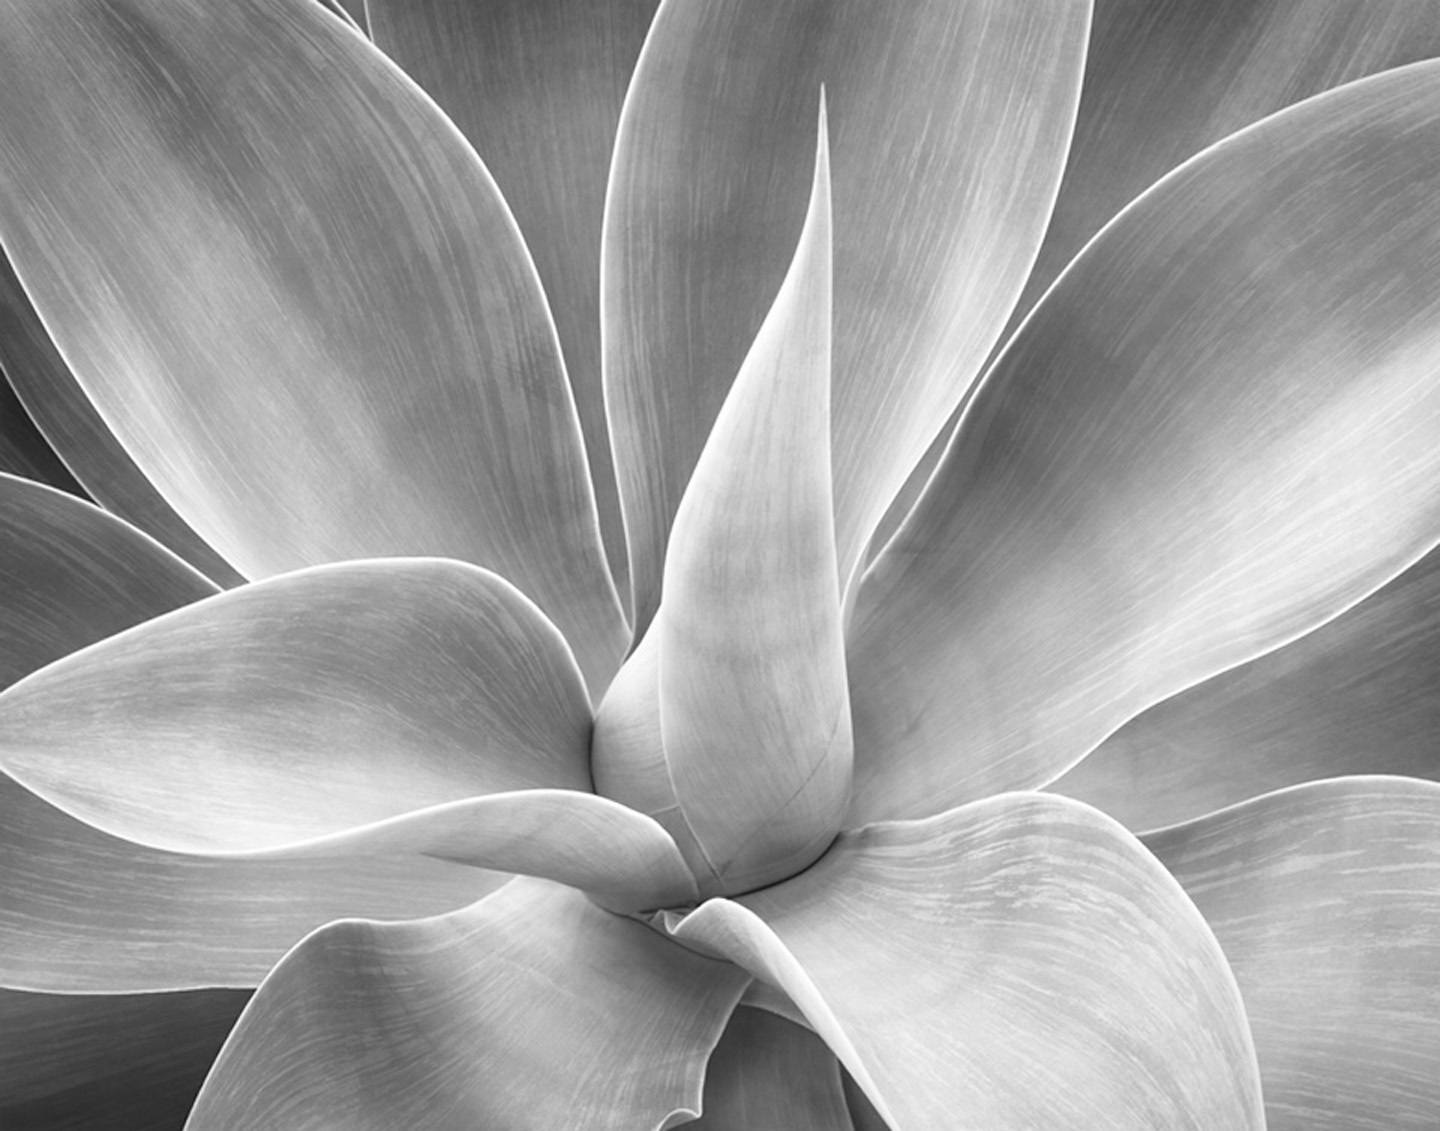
[593,103,849,898]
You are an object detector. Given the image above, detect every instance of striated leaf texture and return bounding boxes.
[0,771,500,993]
[850,60,1440,822]
[0,228,241,586]
[596,104,850,896]
[0,0,628,692]
[1013,0,1440,332]
[604,0,1090,632]
[0,473,216,691]
[367,0,661,598]
[1054,545,1440,830]
[1148,777,1440,1129]
[189,878,750,1130]
[686,1007,853,1130]
[673,794,1263,1130]
[1,988,247,1130]
[875,1,1440,567]
[0,559,592,854]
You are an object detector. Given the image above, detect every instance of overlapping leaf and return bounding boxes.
[1149,777,1440,1129]
[604,0,1090,631]
[0,0,627,691]
[0,380,82,500]
[190,879,750,1130]
[1054,547,1440,830]
[627,106,849,896]
[1013,0,1440,330]
[674,794,1263,1129]
[0,559,591,853]
[0,771,499,994]
[367,0,660,595]
[689,1007,852,1130]
[850,60,1440,821]
[0,248,241,585]
[0,473,216,690]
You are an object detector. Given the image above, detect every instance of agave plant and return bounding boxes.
[3,0,1440,1127]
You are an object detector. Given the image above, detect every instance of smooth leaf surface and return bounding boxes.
[604,0,1089,631]
[1054,546,1440,830]
[0,253,242,587]
[0,378,82,498]
[1148,777,1440,1130]
[0,0,627,692]
[687,1007,852,1130]
[267,789,696,912]
[0,559,592,854]
[312,0,363,33]
[1010,0,1440,333]
[651,108,849,895]
[674,793,1263,1130]
[1,987,247,1130]
[0,771,499,993]
[851,61,1440,821]
[190,878,750,1130]
[367,0,660,596]
[0,473,216,691]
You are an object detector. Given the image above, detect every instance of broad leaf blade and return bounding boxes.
[1011,0,1440,334]
[851,60,1440,821]
[1147,777,1440,1129]
[1053,547,1440,830]
[0,0,627,692]
[674,794,1263,1129]
[0,772,498,994]
[367,0,661,599]
[0,559,592,854]
[1,987,246,1131]
[0,473,216,690]
[0,235,241,586]
[604,0,1090,631]
[189,878,749,1130]
[689,1007,853,1131]
[269,789,696,912]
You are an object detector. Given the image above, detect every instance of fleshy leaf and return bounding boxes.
[850,60,1440,822]
[312,0,364,33]
[597,102,850,897]
[0,559,592,854]
[0,0,627,692]
[673,793,1264,1129]
[1053,546,1440,830]
[0,254,242,587]
[0,379,82,498]
[265,789,697,913]
[1010,0,1440,333]
[1,987,247,1130]
[0,472,216,690]
[367,0,660,598]
[842,1073,891,1131]
[189,878,750,1130]
[1147,777,1440,1130]
[687,1007,852,1130]
[604,0,1090,631]
[0,772,499,994]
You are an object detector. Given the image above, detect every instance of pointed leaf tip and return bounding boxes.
[595,102,849,896]
[604,0,1089,633]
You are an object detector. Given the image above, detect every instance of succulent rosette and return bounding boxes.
[3,1,1440,1128]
